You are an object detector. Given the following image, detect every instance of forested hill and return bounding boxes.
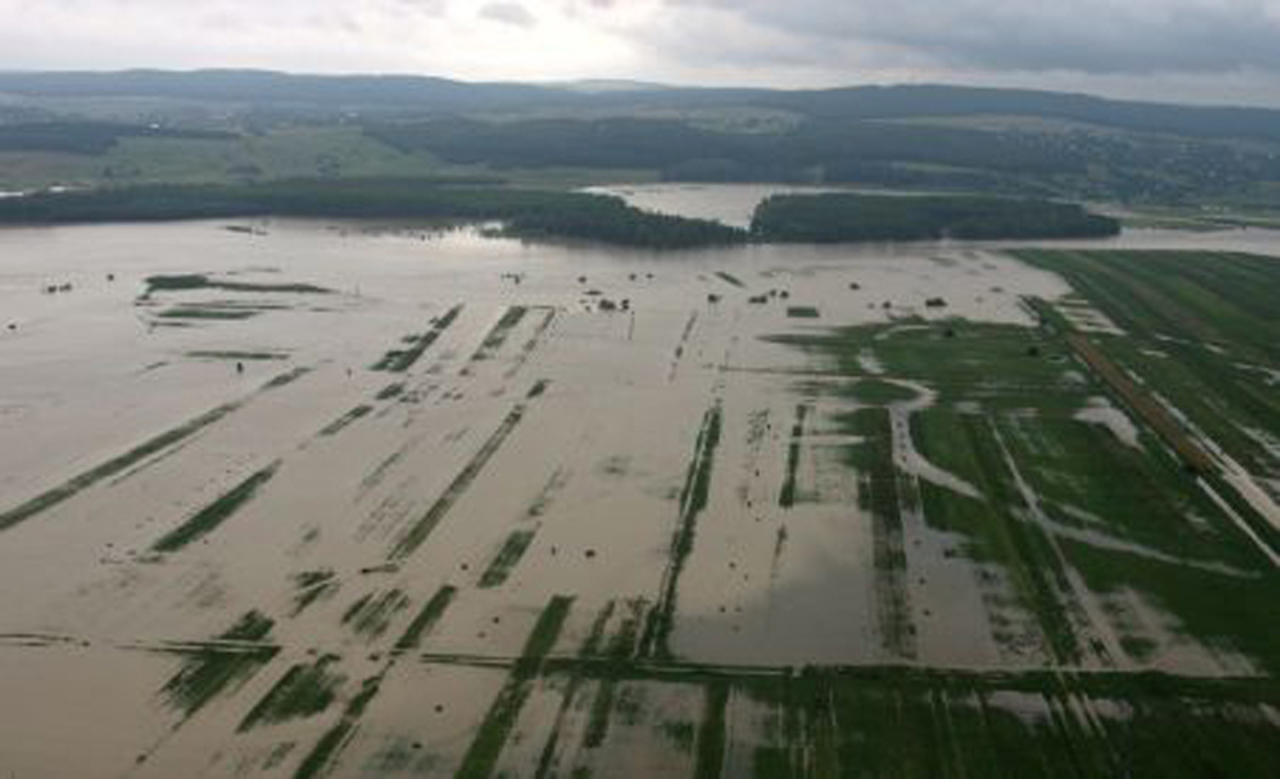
[3,71,1280,208]
[3,71,1280,140]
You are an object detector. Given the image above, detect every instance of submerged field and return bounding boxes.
[0,217,1277,777]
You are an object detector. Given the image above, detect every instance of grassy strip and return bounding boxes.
[394,585,458,651]
[145,273,330,296]
[0,365,306,534]
[238,654,344,732]
[375,383,405,400]
[152,460,281,552]
[694,682,730,779]
[786,306,820,319]
[778,403,809,509]
[319,405,373,437]
[845,408,917,659]
[292,675,384,779]
[389,404,527,560]
[470,306,529,362]
[160,610,278,720]
[341,589,411,640]
[456,595,574,779]
[290,570,338,617]
[156,305,263,320]
[478,529,538,588]
[371,304,463,373]
[526,378,551,399]
[640,402,723,660]
[0,401,239,532]
[264,366,313,389]
[186,350,287,361]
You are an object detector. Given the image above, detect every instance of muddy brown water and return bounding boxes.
[1,199,1278,776]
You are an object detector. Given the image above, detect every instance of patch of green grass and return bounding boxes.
[341,589,410,640]
[375,383,405,401]
[694,683,729,779]
[156,303,273,320]
[640,403,722,660]
[144,273,330,297]
[291,674,385,779]
[238,654,345,732]
[390,403,526,560]
[478,529,538,588]
[470,306,528,362]
[456,595,574,779]
[160,610,278,720]
[0,399,242,533]
[778,404,808,509]
[372,304,463,373]
[849,378,919,406]
[153,461,281,552]
[290,569,338,617]
[186,350,287,361]
[1063,539,1280,675]
[318,405,373,437]
[263,366,312,389]
[785,305,820,319]
[1014,250,1280,484]
[394,585,457,651]
[841,408,916,658]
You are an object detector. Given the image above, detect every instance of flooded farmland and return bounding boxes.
[1,200,1278,777]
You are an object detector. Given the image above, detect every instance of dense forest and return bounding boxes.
[0,178,746,249]
[0,178,1122,247]
[751,193,1121,242]
[366,116,1280,203]
[0,122,234,154]
[367,117,1086,177]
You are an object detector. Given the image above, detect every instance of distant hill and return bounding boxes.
[2,70,1279,207]
[3,70,1280,141]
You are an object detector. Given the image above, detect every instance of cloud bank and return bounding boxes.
[0,0,1277,105]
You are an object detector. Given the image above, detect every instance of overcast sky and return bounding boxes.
[2,0,1280,106]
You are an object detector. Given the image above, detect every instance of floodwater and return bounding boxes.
[1,189,1277,777]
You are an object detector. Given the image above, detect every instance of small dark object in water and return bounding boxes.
[849,282,861,290]
[578,275,588,283]
[585,549,597,559]
[779,290,790,299]
[882,301,892,309]
[748,295,768,305]
[707,294,721,304]
[107,273,116,282]
[599,299,618,312]
[925,297,948,308]
[235,362,244,374]
[6,323,15,331]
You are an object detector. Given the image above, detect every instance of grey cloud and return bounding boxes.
[480,1,537,27]
[668,0,1280,74]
